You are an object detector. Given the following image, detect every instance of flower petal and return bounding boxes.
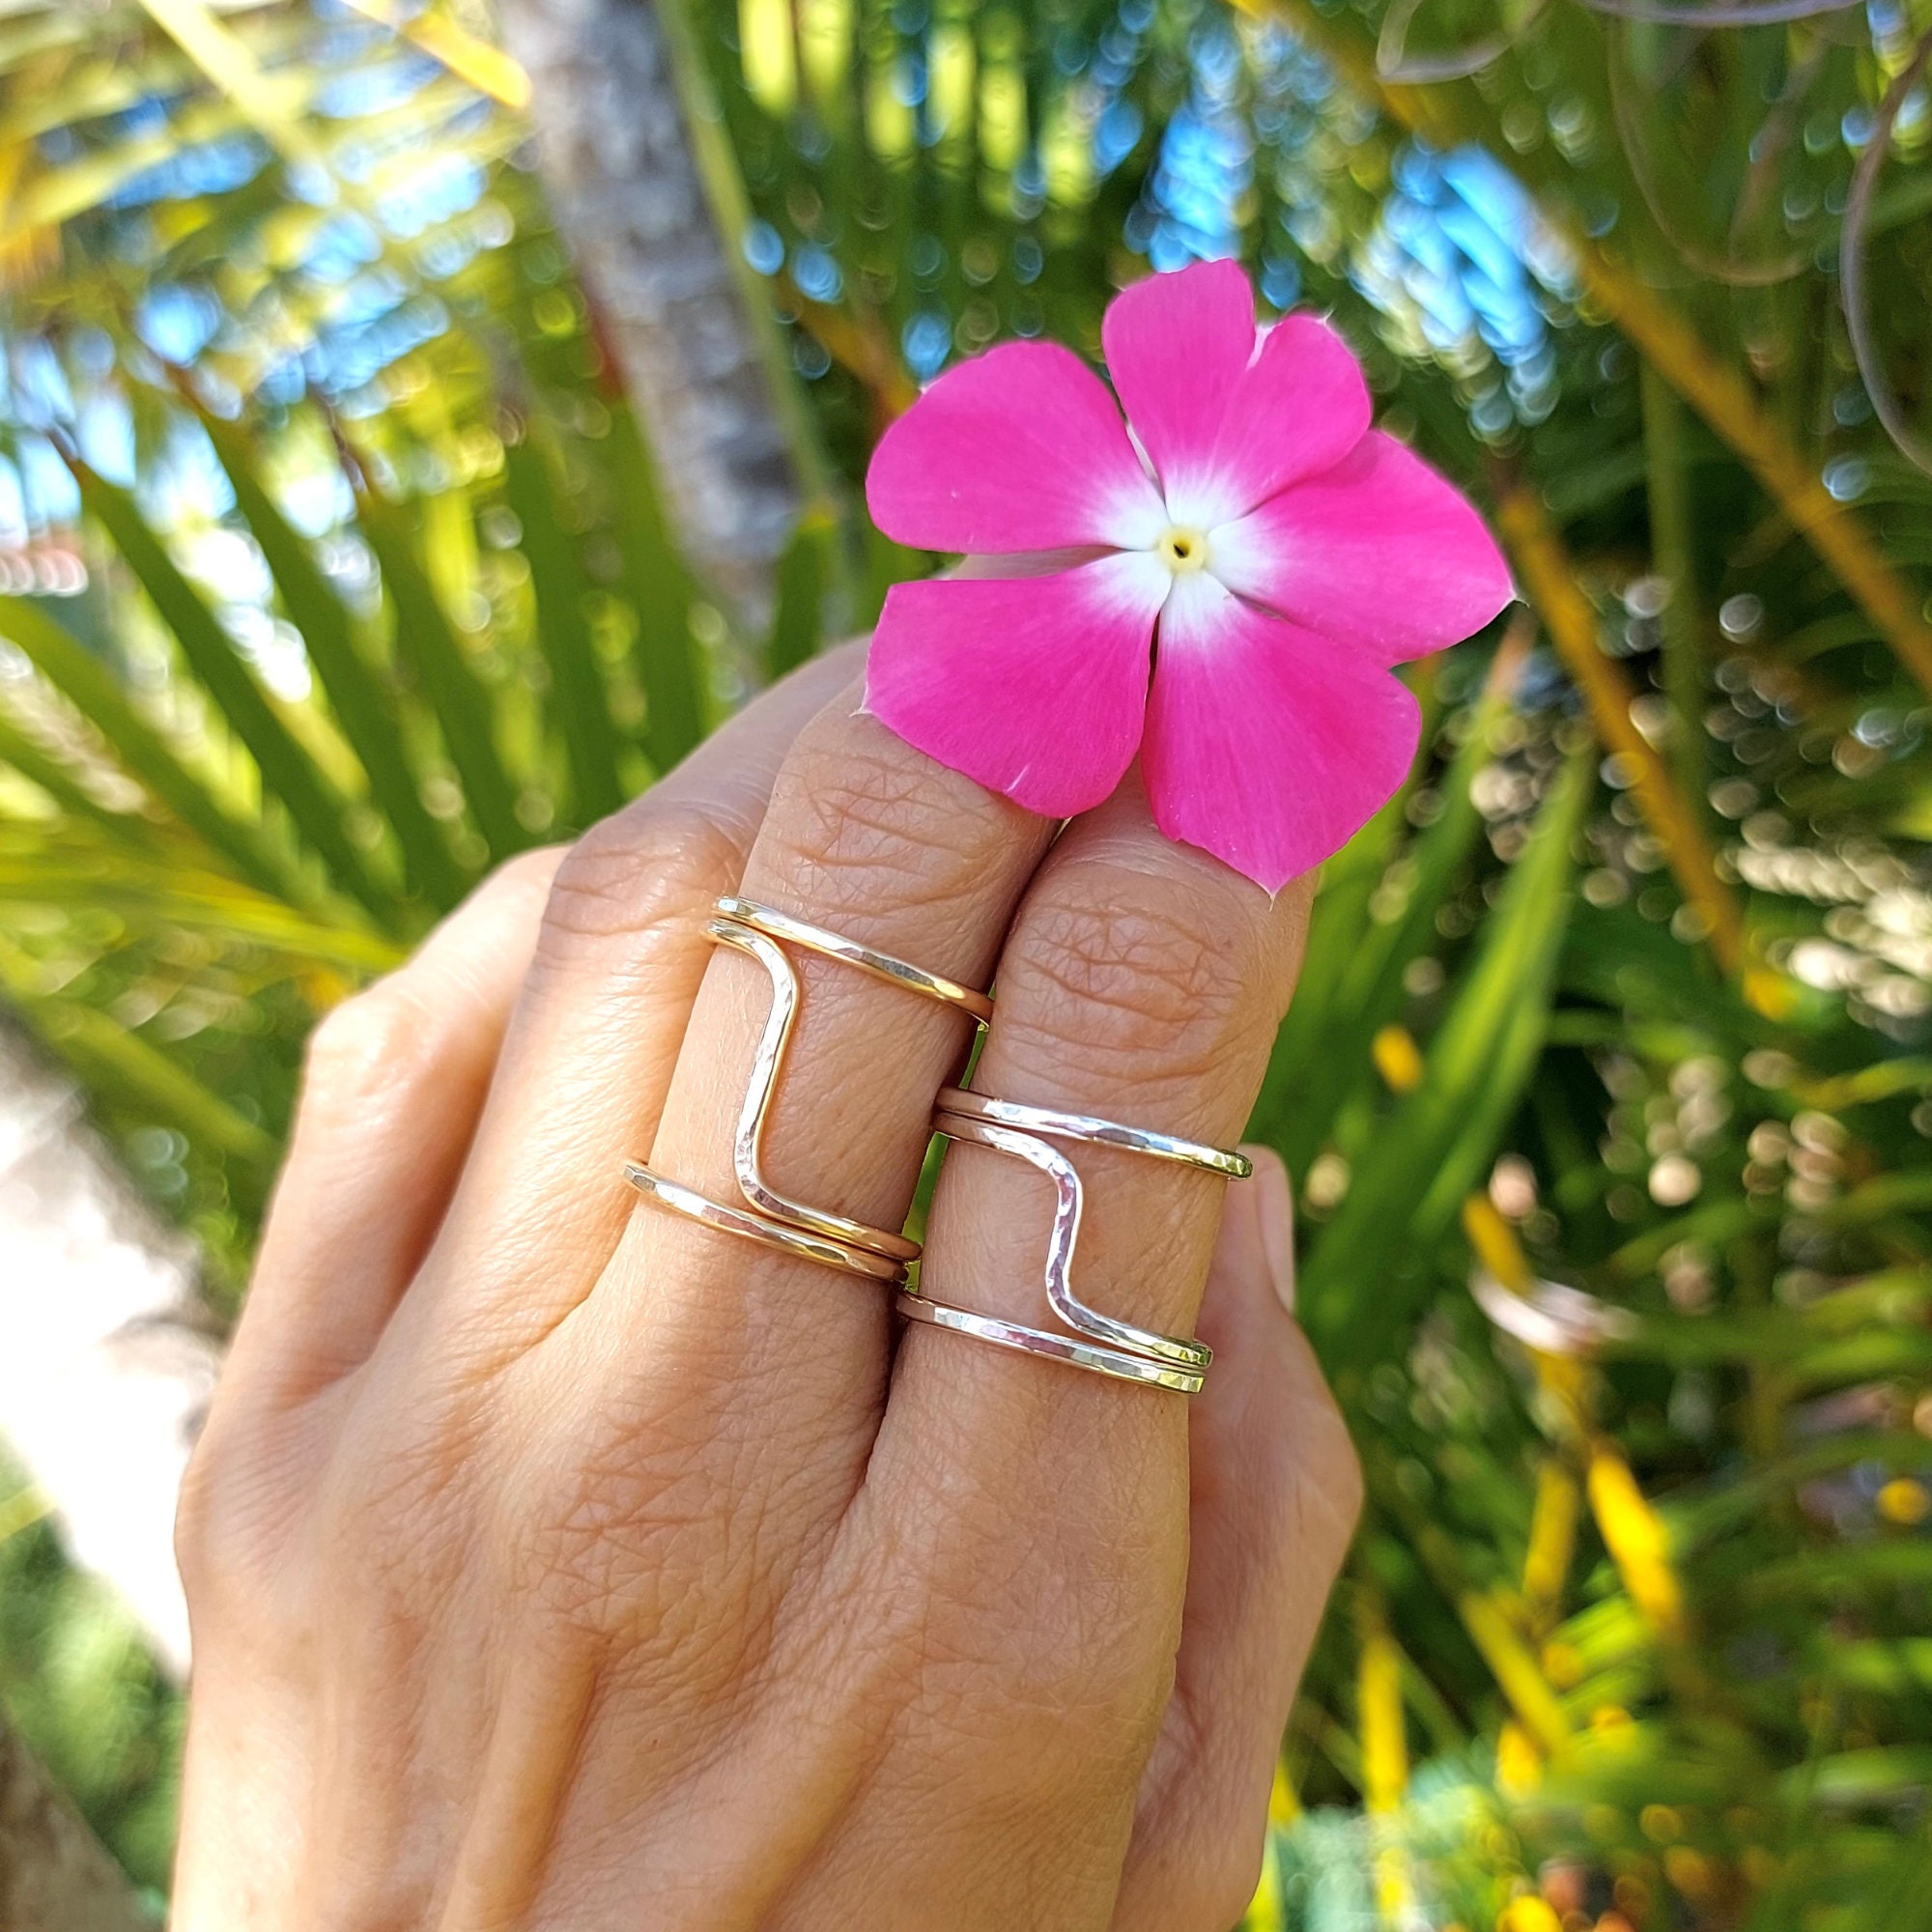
[867,341,1167,554]
[1208,433,1515,664]
[1143,573,1420,894]
[866,553,1170,818]
[1100,261,1257,511]
[1178,314,1372,526]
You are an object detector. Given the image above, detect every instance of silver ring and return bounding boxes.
[934,1088,1253,1178]
[895,1291,1208,1394]
[905,1087,1241,1392]
[931,1110,1212,1371]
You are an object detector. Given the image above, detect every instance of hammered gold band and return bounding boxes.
[622,898,991,1279]
[623,1164,905,1283]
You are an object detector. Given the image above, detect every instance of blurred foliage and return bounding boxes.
[0,0,1931,1925]
[0,1456,179,1900]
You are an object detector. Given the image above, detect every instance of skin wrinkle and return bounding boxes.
[395,646,870,1378]
[528,813,745,970]
[505,1329,821,1666]
[227,849,564,1398]
[770,746,1009,904]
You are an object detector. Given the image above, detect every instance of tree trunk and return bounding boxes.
[492,0,806,618]
[0,1712,149,1932]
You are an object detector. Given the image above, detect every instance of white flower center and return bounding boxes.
[1155,525,1209,575]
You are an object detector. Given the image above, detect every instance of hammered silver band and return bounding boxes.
[897,1087,1243,1394]
[622,906,1245,1397]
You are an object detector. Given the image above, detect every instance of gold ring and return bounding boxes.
[716,897,994,1023]
[623,1164,907,1283]
[620,900,993,1280]
[707,900,992,1263]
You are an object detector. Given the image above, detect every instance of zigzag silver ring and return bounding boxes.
[897,1087,1247,1394]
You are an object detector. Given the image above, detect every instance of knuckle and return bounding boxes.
[300,980,435,1127]
[763,727,1012,915]
[486,841,567,902]
[296,846,565,1131]
[1006,879,1267,1094]
[172,1435,219,1597]
[172,1406,270,1614]
[539,801,744,954]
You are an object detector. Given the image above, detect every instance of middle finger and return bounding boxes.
[560,684,1054,1469]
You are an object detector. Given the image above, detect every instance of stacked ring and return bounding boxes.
[894,1294,1208,1395]
[895,1088,1245,1395]
[622,898,991,1281]
[621,903,1244,1398]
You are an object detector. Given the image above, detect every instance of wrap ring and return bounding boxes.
[623,899,993,1280]
[623,1165,905,1283]
[895,1088,1245,1394]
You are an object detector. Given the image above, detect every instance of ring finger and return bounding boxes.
[794,768,1314,1927]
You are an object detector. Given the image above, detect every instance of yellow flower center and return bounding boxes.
[1156,525,1209,574]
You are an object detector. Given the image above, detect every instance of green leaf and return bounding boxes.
[1259,687,1501,1177]
[0,829,402,975]
[0,593,314,907]
[601,397,706,773]
[0,935,275,1179]
[500,409,628,827]
[1249,784,1411,1152]
[1300,748,1591,1371]
[0,707,166,851]
[766,510,834,680]
[70,455,397,923]
[352,480,527,864]
[194,404,469,911]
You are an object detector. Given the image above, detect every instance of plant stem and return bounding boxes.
[1640,356,1706,807]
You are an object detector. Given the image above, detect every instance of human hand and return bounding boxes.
[172,641,1361,1931]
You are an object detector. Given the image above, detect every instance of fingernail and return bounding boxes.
[1246,1145,1296,1316]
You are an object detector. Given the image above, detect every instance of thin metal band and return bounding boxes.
[935,1088,1252,1179]
[903,1084,1242,1392]
[895,1292,1208,1395]
[708,918,922,1264]
[621,898,995,1282]
[704,898,993,1263]
[623,1163,907,1284]
[716,897,995,1025]
[930,1109,1212,1372]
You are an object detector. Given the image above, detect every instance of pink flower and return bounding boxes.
[863,260,1515,894]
